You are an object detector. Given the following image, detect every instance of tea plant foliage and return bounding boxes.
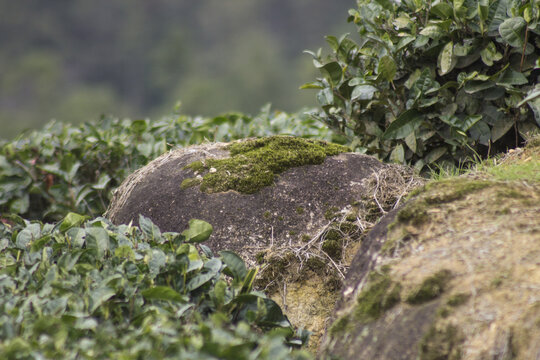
[306,0,540,170]
[0,214,311,359]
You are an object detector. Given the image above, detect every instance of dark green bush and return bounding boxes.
[305,0,540,170]
[0,213,311,359]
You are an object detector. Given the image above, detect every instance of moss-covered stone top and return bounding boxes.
[182,136,350,194]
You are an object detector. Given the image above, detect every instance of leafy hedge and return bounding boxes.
[0,106,335,221]
[305,0,540,170]
[0,213,311,359]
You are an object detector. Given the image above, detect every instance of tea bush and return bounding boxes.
[305,0,540,170]
[0,106,335,221]
[0,213,311,359]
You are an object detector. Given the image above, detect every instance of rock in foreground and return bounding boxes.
[323,162,540,359]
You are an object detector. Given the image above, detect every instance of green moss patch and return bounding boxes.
[182,136,349,194]
[419,324,463,360]
[446,293,470,307]
[180,177,202,189]
[322,239,342,260]
[329,266,402,335]
[353,266,402,321]
[406,269,453,305]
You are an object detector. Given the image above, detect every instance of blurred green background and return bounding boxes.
[0,0,353,139]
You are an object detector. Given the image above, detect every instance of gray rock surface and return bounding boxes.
[105,137,385,264]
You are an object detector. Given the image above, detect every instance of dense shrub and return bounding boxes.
[0,213,311,359]
[0,106,335,221]
[305,0,540,170]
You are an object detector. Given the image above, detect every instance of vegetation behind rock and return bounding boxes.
[306,0,540,170]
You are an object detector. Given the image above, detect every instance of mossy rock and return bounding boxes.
[322,139,540,359]
[106,136,388,264]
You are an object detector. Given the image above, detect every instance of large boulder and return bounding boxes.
[322,139,540,359]
[106,136,385,263]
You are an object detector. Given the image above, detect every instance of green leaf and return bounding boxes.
[405,131,418,153]
[186,272,215,291]
[419,25,444,39]
[453,0,465,11]
[496,68,528,86]
[487,0,509,35]
[85,227,110,259]
[374,0,394,10]
[136,143,152,157]
[470,120,492,145]
[525,97,540,127]
[10,194,30,214]
[131,119,148,134]
[67,227,86,248]
[92,174,111,190]
[16,224,41,249]
[60,153,81,183]
[351,85,378,101]
[464,80,495,94]
[182,219,213,243]
[480,42,503,66]
[412,69,439,95]
[517,86,540,107]
[424,147,448,164]
[256,298,291,327]
[396,36,416,52]
[349,77,365,86]
[142,286,186,302]
[325,35,339,51]
[382,110,424,140]
[431,2,453,19]
[57,250,83,271]
[393,15,412,29]
[203,258,223,275]
[299,82,323,90]
[438,41,456,75]
[220,250,247,281]
[139,215,161,241]
[317,88,334,106]
[60,212,88,232]
[89,286,116,313]
[378,56,397,82]
[389,144,405,163]
[477,0,489,33]
[240,268,258,294]
[491,117,515,142]
[458,115,483,132]
[499,17,527,48]
[114,245,135,260]
[147,249,167,276]
[213,280,228,306]
[319,62,343,87]
[30,235,51,252]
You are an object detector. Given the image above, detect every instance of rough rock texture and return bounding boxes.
[322,139,540,359]
[106,137,383,264]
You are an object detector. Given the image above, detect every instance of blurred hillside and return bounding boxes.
[0,0,353,139]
